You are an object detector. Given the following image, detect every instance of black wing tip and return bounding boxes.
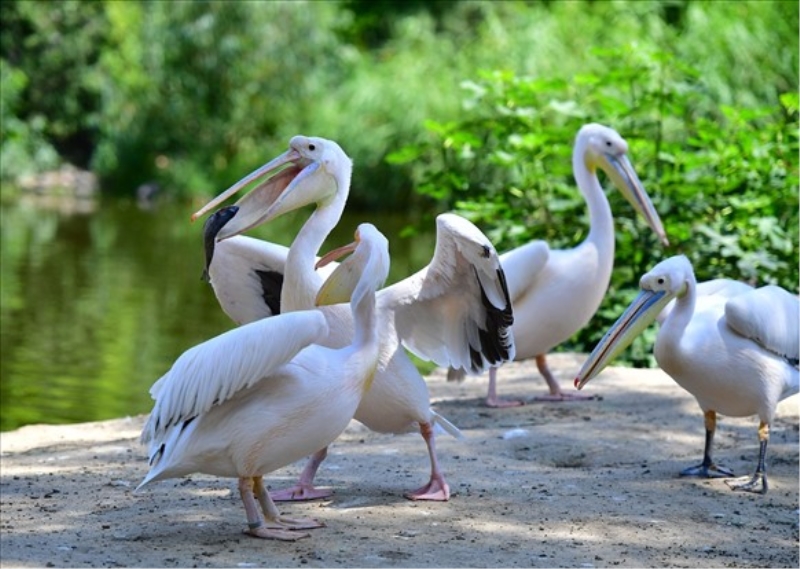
[469,266,514,372]
[149,442,165,466]
[255,269,284,315]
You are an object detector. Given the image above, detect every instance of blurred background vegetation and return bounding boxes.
[2,0,798,368]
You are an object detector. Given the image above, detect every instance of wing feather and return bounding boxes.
[384,214,514,373]
[725,285,799,366]
[207,236,290,324]
[207,235,338,325]
[142,310,329,443]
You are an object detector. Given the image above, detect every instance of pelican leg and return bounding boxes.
[486,366,525,408]
[242,476,324,540]
[405,422,451,501]
[530,354,598,402]
[680,411,735,479]
[726,422,769,494]
[270,447,334,502]
[238,477,309,541]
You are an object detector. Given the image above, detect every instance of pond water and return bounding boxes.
[0,193,435,431]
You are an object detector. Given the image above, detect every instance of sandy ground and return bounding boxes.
[1,354,798,568]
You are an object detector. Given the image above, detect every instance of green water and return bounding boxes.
[0,193,433,431]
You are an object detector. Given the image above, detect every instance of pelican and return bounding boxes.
[138,224,390,540]
[191,136,514,502]
[447,123,669,407]
[575,254,799,493]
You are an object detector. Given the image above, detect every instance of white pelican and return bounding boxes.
[191,136,514,502]
[138,223,390,540]
[575,254,799,493]
[447,123,669,407]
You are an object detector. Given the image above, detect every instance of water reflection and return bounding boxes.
[0,195,434,431]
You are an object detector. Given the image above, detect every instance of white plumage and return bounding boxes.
[448,123,668,407]
[192,135,514,501]
[138,223,390,540]
[576,254,799,493]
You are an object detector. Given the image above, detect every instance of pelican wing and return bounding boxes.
[207,236,289,324]
[383,213,514,374]
[207,235,337,325]
[497,239,550,304]
[725,285,800,366]
[142,310,329,443]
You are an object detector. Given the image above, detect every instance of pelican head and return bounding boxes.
[579,123,669,246]
[315,224,390,307]
[574,255,692,389]
[191,136,352,240]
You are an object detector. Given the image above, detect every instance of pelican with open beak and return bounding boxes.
[190,136,514,502]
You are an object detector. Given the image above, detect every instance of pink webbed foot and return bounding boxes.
[404,476,450,501]
[240,476,326,541]
[270,448,332,502]
[244,517,325,541]
[532,355,599,402]
[270,484,333,502]
[245,526,310,541]
[404,421,452,501]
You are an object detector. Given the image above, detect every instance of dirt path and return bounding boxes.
[1,354,798,568]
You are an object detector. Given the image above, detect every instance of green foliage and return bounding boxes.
[0,1,106,167]
[93,1,351,195]
[392,44,798,366]
[0,59,60,182]
[1,0,797,217]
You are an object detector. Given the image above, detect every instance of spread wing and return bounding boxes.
[381,213,514,374]
[207,236,289,324]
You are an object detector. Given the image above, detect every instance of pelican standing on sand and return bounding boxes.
[448,123,669,407]
[138,224,391,540]
[192,136,514,501]
[575,255,799,493]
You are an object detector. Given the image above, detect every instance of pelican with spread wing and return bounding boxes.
[192,136,514,501]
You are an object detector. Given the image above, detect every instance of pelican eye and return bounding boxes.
[657,277,665,285]
[605,140,612,147]
[308,143,316,151]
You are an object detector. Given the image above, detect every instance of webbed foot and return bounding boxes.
[679,463,734,478]
[726,472,767,494]
[270,484,333,502]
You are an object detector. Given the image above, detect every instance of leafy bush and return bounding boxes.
[2,0,797,218]
[0,59,60,183]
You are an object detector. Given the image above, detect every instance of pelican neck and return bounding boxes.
[572,138,615,257]
[282,192,347,311]
[660,275,697,351]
